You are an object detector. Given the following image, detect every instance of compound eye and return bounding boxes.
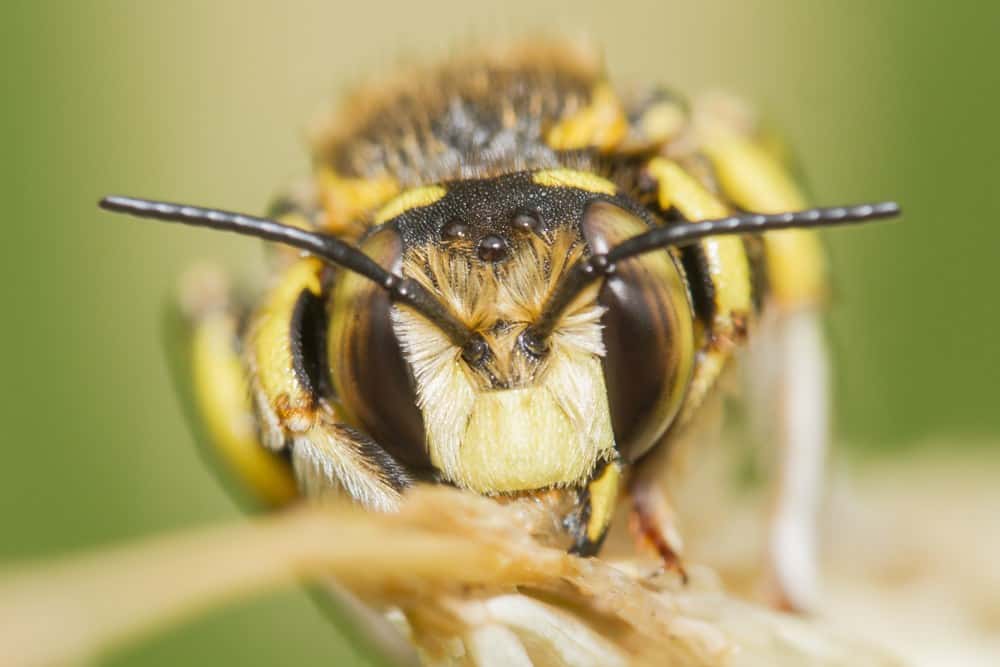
[581,201,695,462]
[327,226,429,469]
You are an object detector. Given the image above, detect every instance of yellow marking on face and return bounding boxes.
[533,168,617,196]
[457,356,615,494]
[646,157,753,338]
[191,312,298,506]
[250,258,324,425]
[317,167,399,236]
[585,459,622,543]
[704,138,826,307]
[546,82,628,151]
[373,185,447,225]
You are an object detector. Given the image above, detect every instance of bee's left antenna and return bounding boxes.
[521,201,901,355]
[98,195,477,348]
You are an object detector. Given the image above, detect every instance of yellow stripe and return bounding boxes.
[533,168,617,196]
[251,258,324,414]
[586,459,622,543]
[704,138,826,307]
[546,82,628,151]
[646,157,753,334]
[318,167,400,235]
[373,185,447,225]
[191,313,298,506]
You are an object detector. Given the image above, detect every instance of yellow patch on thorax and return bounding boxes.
[546,82,627,151]
[636,101,687,146]
[317,167,399,236]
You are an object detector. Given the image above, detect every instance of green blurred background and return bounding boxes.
[2,1,996,664]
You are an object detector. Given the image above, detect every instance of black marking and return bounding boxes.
[335,424,415,493]
[679,242,717,329]
[289,289,330,403]
[568,483,594,556]
[742,234,770,314]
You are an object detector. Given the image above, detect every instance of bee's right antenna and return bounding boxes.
[99,196,479,352]
[520,201,901,356]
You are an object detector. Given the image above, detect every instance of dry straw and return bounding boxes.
[0,486,899,667]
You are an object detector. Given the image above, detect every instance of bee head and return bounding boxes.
[330,173,630,492]
[333,175,666,493]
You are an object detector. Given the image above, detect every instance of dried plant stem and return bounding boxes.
[0,497,562,667]
[0,487,901,667]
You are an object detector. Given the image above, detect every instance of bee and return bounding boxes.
[100,41,898,611]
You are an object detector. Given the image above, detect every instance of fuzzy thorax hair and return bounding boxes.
[391,230,616,494]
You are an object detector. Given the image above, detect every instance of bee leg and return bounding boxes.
[569,457,623,557]
[166,265,299,508]
[246,258,412,512]
[286,408,413,512]
[756,309,828,612]
[703,126,829,612]
[618,153,754,579]
[627,476,688,583]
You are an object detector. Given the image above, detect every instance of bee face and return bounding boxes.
[393,223,615,494]
[324,172,696,493]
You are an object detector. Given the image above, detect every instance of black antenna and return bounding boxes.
[521,201,901,354]
[98,196,476,348]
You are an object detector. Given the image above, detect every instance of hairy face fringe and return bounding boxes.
[391,229,615,494]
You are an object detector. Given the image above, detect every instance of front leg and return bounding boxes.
[245,257,412,512]
[569,457,624,557]
[168,266,298,508]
